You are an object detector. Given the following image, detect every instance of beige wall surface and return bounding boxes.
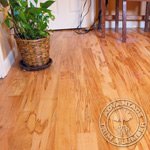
[96,0,146,18]
[107,1,140,15]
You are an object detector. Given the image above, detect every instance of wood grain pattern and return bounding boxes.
[0,29,150,150]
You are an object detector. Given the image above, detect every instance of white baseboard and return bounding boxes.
[0,51,15,78]
[105,21,145,28]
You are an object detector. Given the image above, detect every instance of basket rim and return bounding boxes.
[15,35,50,42]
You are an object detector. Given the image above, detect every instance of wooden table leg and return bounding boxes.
[144,2,150,32]
[101,0,106,38]
[98,0,102,29]
[115,0,120,32]
[122,0,127,42]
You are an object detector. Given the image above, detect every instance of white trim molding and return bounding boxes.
[0,45,4,78]
[105,21,145,29]
[0,50,15,78]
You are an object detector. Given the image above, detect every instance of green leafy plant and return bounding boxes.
[0,0,55,39]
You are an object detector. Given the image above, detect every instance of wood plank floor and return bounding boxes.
[0,29,150,150]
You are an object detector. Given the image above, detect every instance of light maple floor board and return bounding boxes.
[0,29,150,150]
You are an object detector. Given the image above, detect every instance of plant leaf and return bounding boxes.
[40,0,55,8]
[3,0,55,39]
[34,0,38,4]
[30,2,34,8]
[4,17,11,27]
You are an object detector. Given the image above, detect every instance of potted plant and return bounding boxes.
[0,0,55,71]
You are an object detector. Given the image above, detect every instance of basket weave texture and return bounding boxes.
[16,36,50,67]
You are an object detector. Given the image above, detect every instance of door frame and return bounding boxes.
[0,42,16,78]
[0,44,5,78]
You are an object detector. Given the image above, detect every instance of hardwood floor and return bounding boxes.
[0,29,150,150]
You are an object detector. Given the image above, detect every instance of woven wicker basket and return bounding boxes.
[15,36,50,67]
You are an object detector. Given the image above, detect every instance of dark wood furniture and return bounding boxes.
[100,0,106,38]
[99,0,150,42]
[145,2,150,31]
[115,0,150,42]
